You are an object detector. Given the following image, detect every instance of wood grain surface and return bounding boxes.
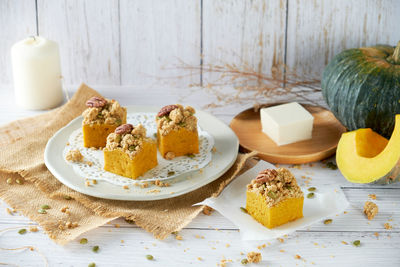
[230,104,346,164]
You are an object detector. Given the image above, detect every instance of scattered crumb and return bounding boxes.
[121,240,124,243]
[295,254,301,260]
[154,180,170,187]
[212,147,217,153]
[344,211,348,214]
[86,161,93,166]
[6,208,13,215]
[123,185,129,190]
[115,224,120,228]
[225,243,230,248]
[197,257,202,261]
[140,182,149,188]
[65,149,84,162]
[257,244,266,250]
[29,226,38,232]
[364,201,378,220]
[384,223,393,230]
[146,189,161,194]
[85,180,91,187]
[202,205,213,216]
[175,235,183,240]
[368,194,377,200]
[60,206,69,213]
[92,179,97,184]
[277,238,284,243]
[374,232,379,237]
[280,249,285,253]
[341,241,348,245]
[247,252,262,263]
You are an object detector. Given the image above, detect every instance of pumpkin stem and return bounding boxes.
[390,41,400,64]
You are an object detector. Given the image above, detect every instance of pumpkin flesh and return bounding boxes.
[337,115,400,183]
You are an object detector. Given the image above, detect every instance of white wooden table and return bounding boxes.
[0,86,399,267]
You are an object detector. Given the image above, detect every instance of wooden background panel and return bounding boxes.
[0,0,37,86]
[202,0,287,83]
[119,0,201,86]
[286,0,400,79]
[37,0,120,86]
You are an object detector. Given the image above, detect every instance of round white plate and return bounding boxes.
[44,105,239,201]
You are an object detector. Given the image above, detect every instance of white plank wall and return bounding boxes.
[37,0,121,85]
[286,0,400,79]
[1,0,399,89]
[0,0,37,85]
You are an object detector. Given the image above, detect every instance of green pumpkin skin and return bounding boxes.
[322,44,400,138]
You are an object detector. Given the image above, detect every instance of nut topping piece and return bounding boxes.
[255,169,278,184]
[115,124,134,134]
[86,96,107,108]
[157,105,179,117]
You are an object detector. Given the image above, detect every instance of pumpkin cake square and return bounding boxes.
[103,123,157,179]
[246,168,304,229]
[82,96,127,148]
[156,104,199,159]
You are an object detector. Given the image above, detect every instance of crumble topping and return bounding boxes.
[247,251,262,263]
[65,149,84,162]
[247,168,303,207]
[364,201,378,220]
[156,104,197,136]
[105,124,154,159]
[82,96,126,125]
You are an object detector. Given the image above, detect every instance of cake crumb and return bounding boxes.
[197,257,202,261]
[247,252,262,263]
[368,194,377,200]
[364,201,378,220]
[65,149,84,162]
[257,244,266,250]
[123,185,129,190]
[140,182,149,188]
[384,223,393,230]
[280,249,285,252]
[155,180,170,187]
[277,238,284,243]
[6,208,13,215]
[121,240,124,243]
[295,254,301,260]
[147,189,161,194]
[341,241,348,245]
[115,224,120,228]
[202,205,213,215]
[29,226,38,232]
[225,243,230,248]
[175,235,183,240]
[374,232,379,237]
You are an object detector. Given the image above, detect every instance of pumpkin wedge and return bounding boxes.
[337,115,400,184]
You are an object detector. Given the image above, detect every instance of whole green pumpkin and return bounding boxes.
[322,41,400,138]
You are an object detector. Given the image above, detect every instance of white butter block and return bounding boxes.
[260,102,314,146]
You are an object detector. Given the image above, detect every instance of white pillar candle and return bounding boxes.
[11,36,63,110]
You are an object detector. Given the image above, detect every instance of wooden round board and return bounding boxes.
[230,103,346,164]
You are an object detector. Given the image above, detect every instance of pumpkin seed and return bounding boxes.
[88,263,96,267]
[63,195,72,200]
[115,118,122,125]
[6,178,13,184]
[267,191,277,199]
[92,245,99,253]
[307,192,315,199]
[324,219,333,225]
[353,240,361,247]
[15,178,23,185]
[326,162,338,170]
[153,133,157,138]
[80,238,88,244]
[186,153,195,158]
[167,171,175,176]
[283,184,292,190]
[18,229,27,235]
[41,205,50,210]
[146,254,154,260]
[308,187,316,192]
[240,207,248,214]
[38,209,47,214]
[97,114,104,119]
[241,259,249,265]
[125,218,135,224]
[128,145,136,151]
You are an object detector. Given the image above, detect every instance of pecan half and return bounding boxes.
[255,169,278,184]
[157,105,178,117]
[86,96,107,108]
[115,124,134,134]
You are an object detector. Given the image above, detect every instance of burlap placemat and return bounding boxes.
[0,83,257,244]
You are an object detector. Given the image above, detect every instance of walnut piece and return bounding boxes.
[364,201,378,220]
[247,252,262,263]
[86,96,107,108]
[115,124,133,134]
[157,105,179,117]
